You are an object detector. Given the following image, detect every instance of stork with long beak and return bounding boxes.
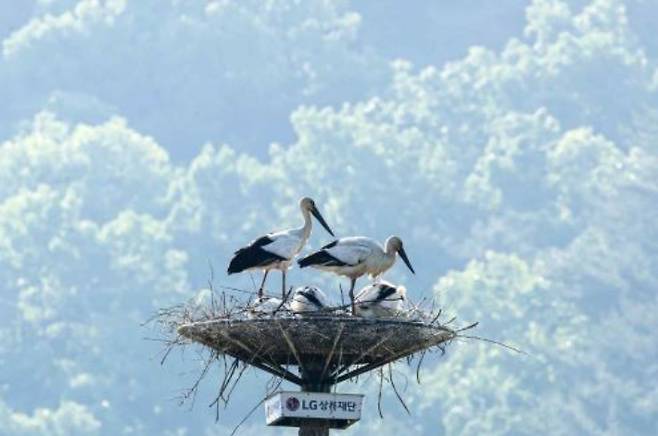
[297,235,415,312]
[228,197,334,299]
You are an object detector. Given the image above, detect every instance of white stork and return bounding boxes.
[297,235,415,312]
[247,296,287,319]
[354,281,406,318]
[290,285,329,316]
[228,197,334,299]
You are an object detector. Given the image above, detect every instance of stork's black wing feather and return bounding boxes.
[320,240,339,249]
[297,249,349,268]
[234,235,274,254]
[228,235,286,274]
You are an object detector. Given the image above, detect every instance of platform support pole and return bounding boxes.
[298,422,329,436]
[299,359,332,436]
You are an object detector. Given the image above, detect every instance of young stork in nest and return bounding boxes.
[297,236,415,313]
[290,286,329,316]
[228,197,334,299]
[354,281,407,318]
[247,296,287,319]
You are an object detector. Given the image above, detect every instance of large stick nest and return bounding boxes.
[177,316,456,385]
[150,283,486,431]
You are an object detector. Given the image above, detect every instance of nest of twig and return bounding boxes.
[177,316,457,383]
[148,282,485,433]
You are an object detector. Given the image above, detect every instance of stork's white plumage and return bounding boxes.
[227,197,334,299]
[354,281,407,318]
[247,296,287,319]
[297,235,415,312]
[290,286,329,315]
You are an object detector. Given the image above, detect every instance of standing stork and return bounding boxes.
[297,235,415,313]
[227,197,334,299]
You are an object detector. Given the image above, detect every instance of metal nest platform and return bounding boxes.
[177,316,456,387]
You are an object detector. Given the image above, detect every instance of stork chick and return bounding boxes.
[354,281,407,318]
[290,285,329,316]
[247,296,287,319]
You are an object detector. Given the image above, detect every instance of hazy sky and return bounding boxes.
[1,1,657,435]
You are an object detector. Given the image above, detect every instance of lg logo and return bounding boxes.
[286,397,300,411]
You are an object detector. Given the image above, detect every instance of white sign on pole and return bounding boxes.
[265,391,364,428]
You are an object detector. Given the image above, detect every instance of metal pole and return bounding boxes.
[299,360,332,436]
[299,423,329,436]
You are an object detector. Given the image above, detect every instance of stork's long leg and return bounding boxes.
[348,277,357,314]
[281,270,287,300]
[258,270,269,298]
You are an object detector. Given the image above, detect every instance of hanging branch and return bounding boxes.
[229,396,268,436]
[321,322,345,382]
[415,350,427,384]
[377,367,385,418]
[387,364,410,415]
[457,321,479,332]
[176,349,217,410]
[217,358,240,403]
[457,334,528,356]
